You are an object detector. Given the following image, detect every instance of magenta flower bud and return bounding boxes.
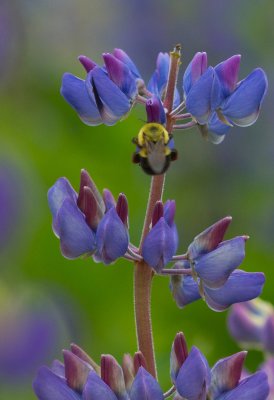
[70,343,101,374]
[101,354,128,400]
[170,332,188,383]
[63,350,92,392]
[116,193,129,226]
[183,51,208,96]
[146,96,166,125]
[103,188,116,210]
[122,354,135,391]
[78,55,97,73]
[188,216,232,259]
[133,351,147,374]
[78,169,105,214]
[151,201,164,227]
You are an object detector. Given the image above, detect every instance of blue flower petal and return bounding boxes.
[185,67,215,124]
[170,273,201,308]
[113,48,141,79]
[204,270,265,312]
[209,351,246,399]
[48,178,78,236]
[33,366,81,400]
[87,67,131,126]
[103,53,137,100]
[208,112,231,137]
[183,52,208,96]
[195,237,246,289]
[95,207,129,265]
[129,367,164,400]
[142,217,178,272]
[217,371,269,400]
[176,347,210,400]
[57,198,96,259]
[155,52,170,94]
[215,55,241,97]
[147,72,159,96]
[146,96,166,124]
[221,68,268,127]
[61,73,102,126]
[82,371,118,400]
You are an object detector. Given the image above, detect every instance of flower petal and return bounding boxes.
[195,237,246,289]
[48,178,78,236]
[204,270,265,312]
[87,67,131,126]
[95,207,129,265]
[262,315,274,354]
[63,350,93,393]
[61,73,102,126]
[176,347,210,400]
[183,52,208,95]
[188,216,232,260]
[215,55,241,97]
[142,217,178,272]
[221,68,268,127]
[170,272,201,308]
[33,366,81,400]
[170,332,188,384]
[101,355,129,400]
[82,371,118,400]
[129,367,164,400]
[57,198,96,259]
[209,351,247,399]
[185,67,215,124]
[217,371,269,400]
[113,48,141,79]
[103,53,137,99]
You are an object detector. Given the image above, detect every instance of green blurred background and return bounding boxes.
[0,0,274,397]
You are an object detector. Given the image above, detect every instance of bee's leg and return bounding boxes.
[132,137,139,145]
[170,149,178,161]
[132,152,141,164]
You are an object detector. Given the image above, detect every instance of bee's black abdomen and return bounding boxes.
[140,156,171,175]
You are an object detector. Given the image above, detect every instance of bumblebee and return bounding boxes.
[132,123,178,175]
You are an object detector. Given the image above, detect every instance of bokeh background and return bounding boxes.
[0,0,274,397]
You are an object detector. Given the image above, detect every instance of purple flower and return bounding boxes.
[33,344,164,400]
[61,49,142,126]
[142,200,178,272]
[261,358,274,400]
[228,299,274,354]
[183,52,268,143]
[170,217,265,311]
[48,169,129,264]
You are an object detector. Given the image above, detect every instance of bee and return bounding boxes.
[132,123,178,175]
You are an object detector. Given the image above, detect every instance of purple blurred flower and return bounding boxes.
[48,169,129,264]
[183,52,268,143]
[142,200,178,272]
[228,298,274,354]
[170,217,265,311]
[33,344,164,400]
[261,358,274,400]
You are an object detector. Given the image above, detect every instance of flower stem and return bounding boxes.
[134,175,165,379]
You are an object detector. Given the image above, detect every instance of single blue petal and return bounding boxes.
[103,53,137,100]
[204,270,265,312]
[147,71,160,96]
[113,48,141,79]
[173,88,181,109]
[95,207,129,265]
[146,96,166,124]
[61,73,102,126]
[209,351,246,399]
[221,68,268,127]
[183,52,208,96]
[217,371,269,400]
[170,272,201,308]
[211,72,224,111]
[176,347,210,400]
[215,55,241,97]
[33,366,81,400]
[155,52,170,94]
[195,237,246,289]
[48,178,78,236]
[142,217,178,272]
[83,371,118,400]
[185,67,215,124]
[87,67,131,126]
[57,198,96,259]
[129,367,164,400]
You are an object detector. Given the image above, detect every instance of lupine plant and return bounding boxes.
[33,45,270,399]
